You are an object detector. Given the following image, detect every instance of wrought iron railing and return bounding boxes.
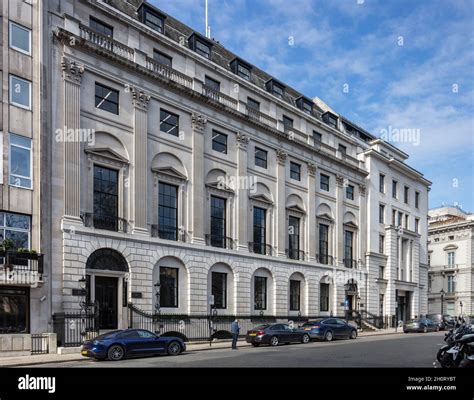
[286,249,305,261]
[202,85,238,109]
[0,251,44,286]
[316,254,333,265]
[79,24,134,60]
[146,57,193,89]
[53,311,100,347]
[31,334,50,355]
[343,258,358,269]
[82,212,128,233]
[248,242,273,256]
[205,234,234,250]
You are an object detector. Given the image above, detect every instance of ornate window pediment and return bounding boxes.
[443,244,458,251]
[343,221,358,229]
[85,147,129,166]
[151,166,188,183]
[287,204,306,216]
[317,213,334,224]
[206,181,235,195]
[250,194,273,206]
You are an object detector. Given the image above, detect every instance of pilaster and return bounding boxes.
[236,132,250,251]
[276,149,287,257]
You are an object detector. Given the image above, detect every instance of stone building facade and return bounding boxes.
[18,0,432,333]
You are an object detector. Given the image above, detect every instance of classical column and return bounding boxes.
[61,58,84,223]
[307,163,317,261]
[236,132,250,251]
[358,183,367,267]
[335,174,345,266]
[276,149,287,257]
[131,87,151,234]
[191,114,207,245]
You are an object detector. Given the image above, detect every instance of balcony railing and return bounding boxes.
[286,249,305,261]
[205,234,234,250]
[150,224,185,242]
[248,242,273,256]
[0,251,44,286]
[245,105,278,128]
[444,264,459,270]
[343,258,358,269]
[82,212,128,233]
[202,85,238,110]
[316,254,334,265]
[146,57,193,89]
[79,24,134,61]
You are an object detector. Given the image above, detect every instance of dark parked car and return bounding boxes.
[426,314,455,330]
[403,318,439,333]
[300,318,358,341]
[246,323,311,347]
[81,329,186,361]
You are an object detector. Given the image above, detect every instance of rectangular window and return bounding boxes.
[288,216,300,259]
[319,224,329,264]
[204,76,220,92]
[93,165,119,231]
[392,180,398,199]
[379,235,385,254]
[195,39,211,59]
[0,212,31,250]
[404,186,409,204]
[379,204,385,224]
[89,17,113,37]
[254,147,267,169]
[404,214,409,229]
[253,207,266,254]
[300,100,313,115]
[266,80,285,99]
[158,182,178,241]
[344,230,354,267]
[160,109,179,136]
[210,196,226,248]
[95,83,119,114]
[322,112,338,128]
[153,50,172,67]
[379,294,384,315]
[160,267,178,308]
[338,144,347,155]
[415,191,420,208]
[0,287,29,333]
[9,134,32,189]
[415,218,420,233]
[282,115,293,131]
[254,276,267,310]
[247,97,260,110]
[379,266,385,280]
[237,63,251,80]
[397,212,403,227]
[346,185,354,200]
[290,162,301,181]
[447,275,455,293]
[313,131,322,144]
[379,174,385,193]
[320,283,329,312]
[320,174,330,191]
[447,252,455,267]
[212,272,227,309]
[289,280,301,311]
[9,21,31,54]
[139,6,165,33]
[9,75,31,109]
[211,130,227,154]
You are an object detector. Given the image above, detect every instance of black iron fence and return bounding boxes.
[248,242,273,256]
[31,334,49,355]
[53,311,99,347]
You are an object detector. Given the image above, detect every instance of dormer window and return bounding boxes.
[188,33,213,59]
[138,4,166,34]
[230,58,252,81]
[296,96,314,115]
[265,79,285,99]
[322,112,338,129]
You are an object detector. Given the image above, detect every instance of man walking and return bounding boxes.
[230,319,240,350]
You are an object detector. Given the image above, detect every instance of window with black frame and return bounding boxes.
[93,165,119,231]
[319,224,329,264]
[153,50,172,67]
[0,287,29,333]
[159,267,178,308]
[290,280,301,311]
[253,207,266,254]
[89,17,113,37]
[158,182,178,240]
[288,216,300,259]
[95,83,119,114]
[212,130,227,154]
[160,109,179,136]
[344,230,354,267]
[290,162,301,181]
[320,283,329,312]
[320,174,330,191]
[254,276,267,310]
[254,147,267,169]
[211,272,227,309]
[210,196,226,248]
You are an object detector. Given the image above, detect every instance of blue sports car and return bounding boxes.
[81,329,186,361]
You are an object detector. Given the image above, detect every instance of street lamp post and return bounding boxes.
[440,288,445,316]
[154,282,161,334]
[78,276,88,313]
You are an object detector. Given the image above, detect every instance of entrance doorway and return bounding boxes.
[95,276,118,329]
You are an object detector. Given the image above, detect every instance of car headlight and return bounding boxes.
[93,340,100,346]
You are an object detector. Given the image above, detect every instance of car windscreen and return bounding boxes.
[302,320,323,326]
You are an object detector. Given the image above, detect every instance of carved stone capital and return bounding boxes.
[336,175,345,188]
[131,87,151,110]
[276,149,287,165]
[236,132,250,150]
[192,113,207,132]
[307,163,316,177]
[359,183,367,197]
[61,57,84,84]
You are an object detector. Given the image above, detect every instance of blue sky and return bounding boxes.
[151,0,474,211]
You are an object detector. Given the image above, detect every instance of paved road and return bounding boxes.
[29,332,445,368]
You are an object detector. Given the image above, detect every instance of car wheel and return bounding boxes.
[302,334,310,344]
[423,326,428,333]
[167,341,182,356]
[107,345,124,361]
[350,330,357,339]
[440,352,457,368]
[270,336,279,347]
[324,331,333,342]
[251,343,260,347]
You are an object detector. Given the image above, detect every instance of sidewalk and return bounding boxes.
[0,328,403,367]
